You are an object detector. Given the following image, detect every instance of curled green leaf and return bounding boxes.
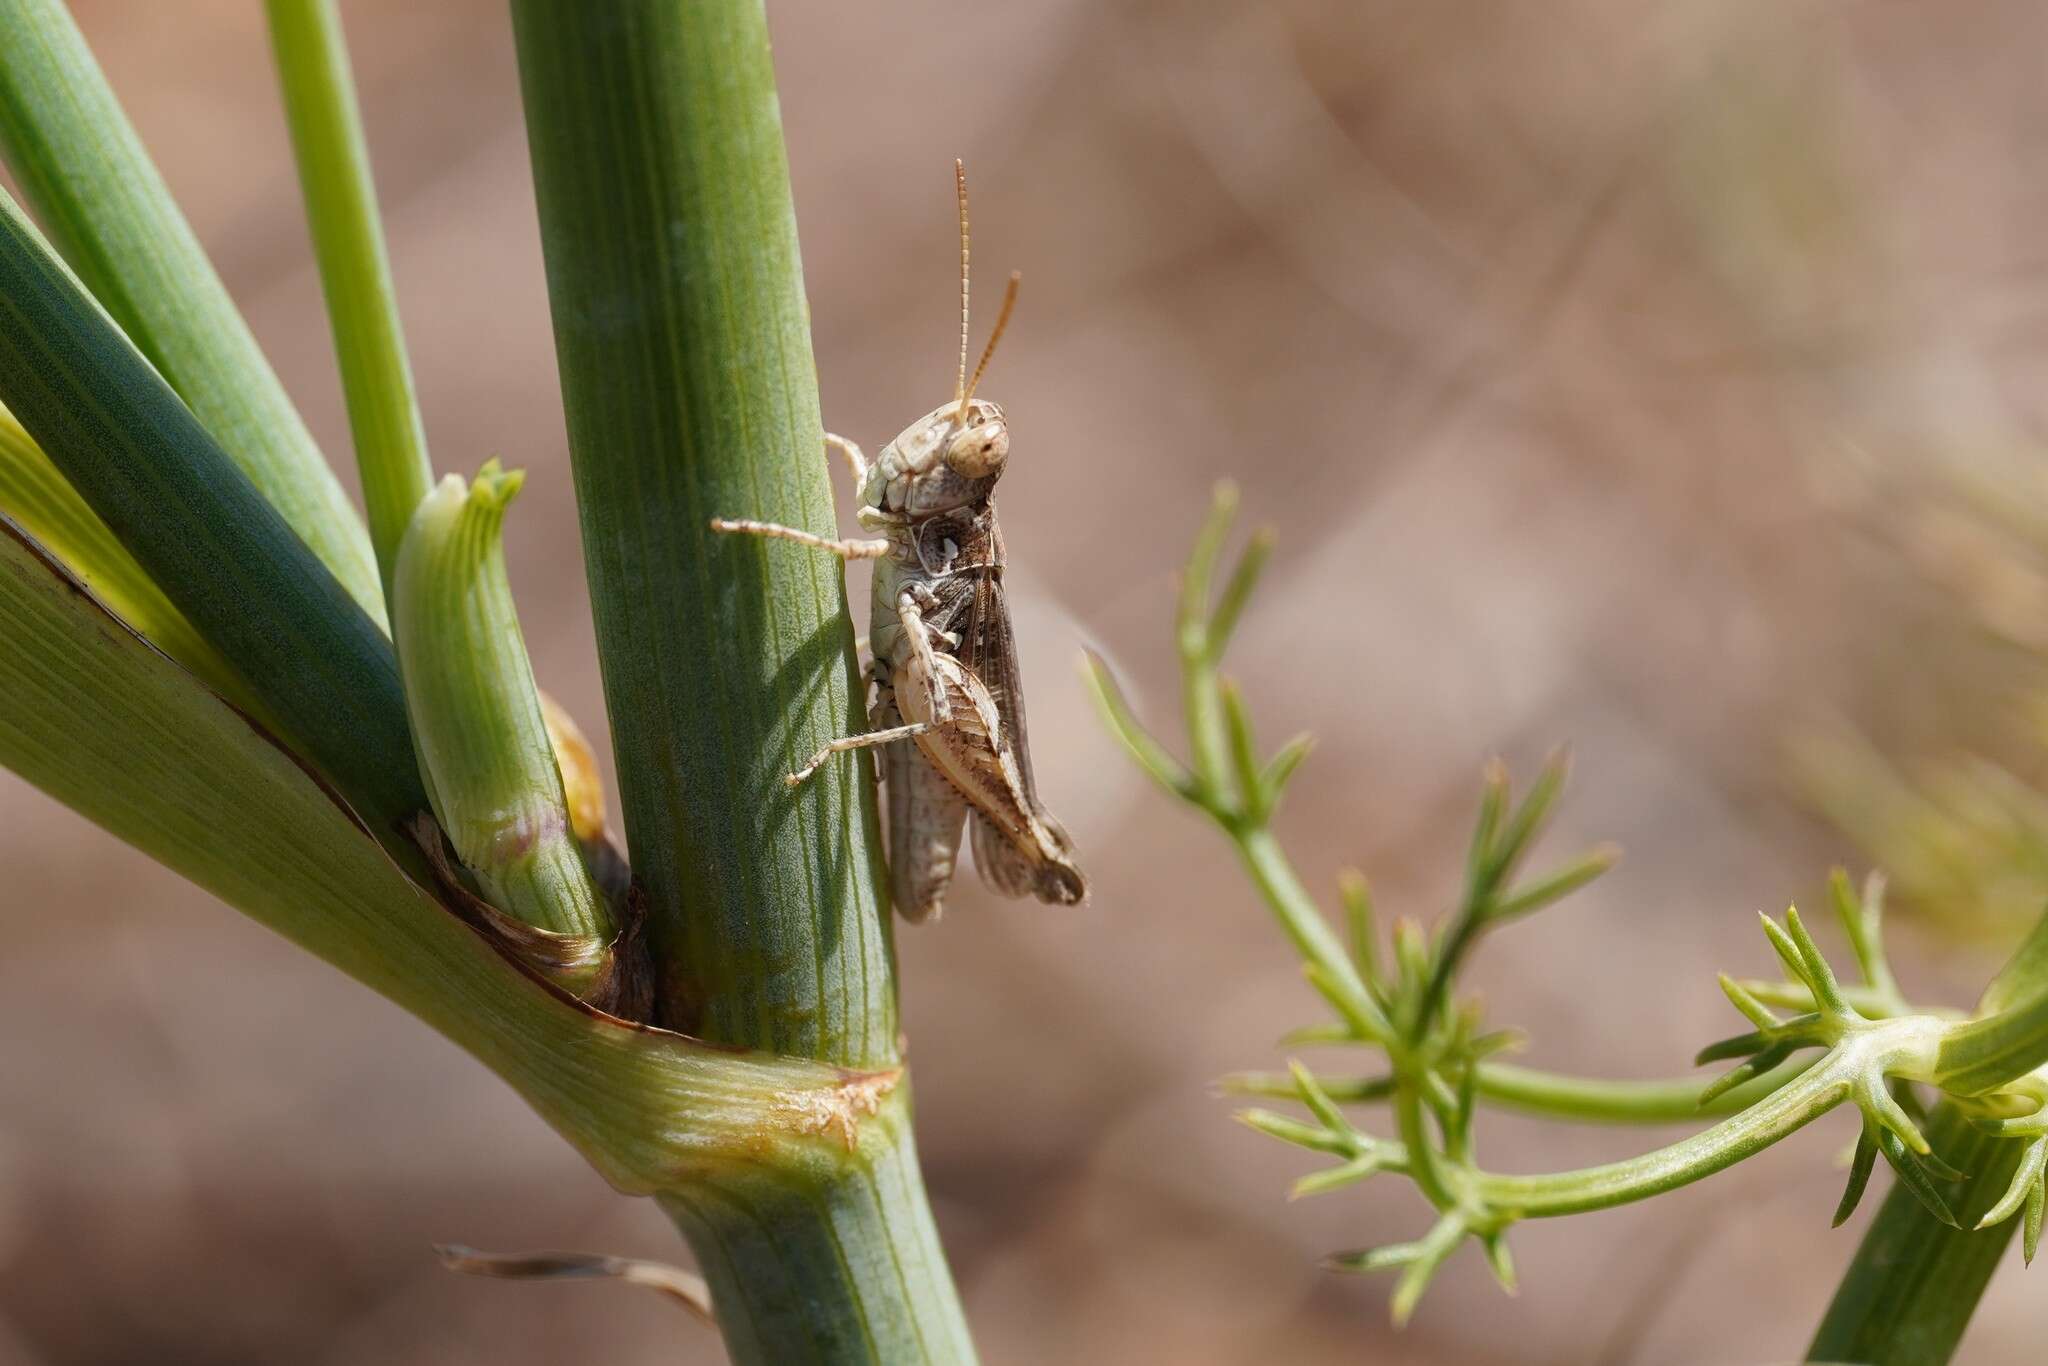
[394,462,611,942]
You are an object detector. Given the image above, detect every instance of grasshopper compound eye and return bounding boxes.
[946,413,1009,479]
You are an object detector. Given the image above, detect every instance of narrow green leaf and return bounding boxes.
[1783,906,1850,1017]
[1832,1124,1879,1227]
[0,187,423,835]
[1206,524,1273,661]
[1696,1030,1775,1065]
[1486,748,1568,885]
[1258,732,1315,811]
[1389,1215,1467,1327]
[1082,651,1197,799]
[1290,1155,1382,1199]
[1718,973,1781,1031]
[1178,482,1237,660]
[1489,844,1619,921]
[1973,1137,2047,1231]
[1466,760,1509,892]
[1220,680,1264,819]
[1339,869,1382,996]
[1288,1060,1352,1136]
[0,0,382,620]
[2026,1171,2044,1265]
[0,404,249,708]
[1875,1128,1962,1228]
[1699,1044,1794,1105]
[1758,914,1813,993]
[1237,1108,1353,1157]
[1220,1071,1395,1103]
[1305,961,1394,1044]
[1480,1232,1517,1295]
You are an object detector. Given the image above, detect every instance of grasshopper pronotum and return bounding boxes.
[711,162,1086,922]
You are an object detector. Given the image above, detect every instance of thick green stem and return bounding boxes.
[1807,905,2048,1363]
[1807,1105,2022,1366]
[510,2,966,1359]
[265,0,434,600]
[659,1104,967,1361]
[0,0,383,621]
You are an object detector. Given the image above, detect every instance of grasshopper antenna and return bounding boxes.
[952,160,1023,424]
[960,272,1020,419]
[954,159,972,417]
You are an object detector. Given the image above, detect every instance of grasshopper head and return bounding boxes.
[880,398,1008,516]
[945,398,1009,479]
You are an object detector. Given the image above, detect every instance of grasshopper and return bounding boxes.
[711,162,1085,922]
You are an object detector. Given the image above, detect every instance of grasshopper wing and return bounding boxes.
[876,691,968,922]
[953,569,1086,905]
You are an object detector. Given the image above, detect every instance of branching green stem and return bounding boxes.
[1226,1056,1813,1124]
[1096,485,2048,1330]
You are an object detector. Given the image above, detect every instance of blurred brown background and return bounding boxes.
[5,1,2048,1361]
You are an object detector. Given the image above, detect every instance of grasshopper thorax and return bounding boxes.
[868,396,1009,518]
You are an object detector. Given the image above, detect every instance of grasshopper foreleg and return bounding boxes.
[824,432,869,484]
[896,584,954,725]
[708,518,890,560]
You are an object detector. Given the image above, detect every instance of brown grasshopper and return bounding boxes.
[711,162,1085,922]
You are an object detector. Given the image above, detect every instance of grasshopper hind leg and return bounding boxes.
[877,690,970,922]
[784,719,929,787]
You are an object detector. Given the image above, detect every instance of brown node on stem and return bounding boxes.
[773,1066,904,1149]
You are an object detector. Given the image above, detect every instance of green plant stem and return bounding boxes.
[1472,1053,1857,1216]
[660,1103,962,1362]
[1238,826,1380,1021]
[1227,1056,1813,1123]
[0,0,383,621]
[1935,979,2048,1097]
[1805,906,2048,1364]
[0,186,425,841]
[510,2,966,1360]
[1807,1104,2022,1366]
[510,0,889,1065]
[1476,1058,1811,1121]
[265,0,433,600]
